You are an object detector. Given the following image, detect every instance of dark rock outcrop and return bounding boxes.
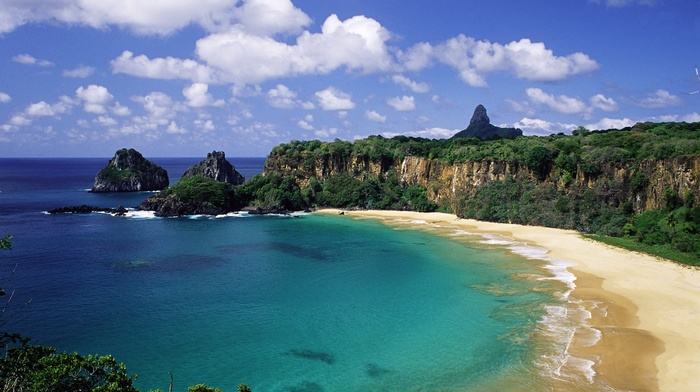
[182,151,244,185]
[450,104,523,140]
[48,204,128,216]
[92,148,169,192]
[138,194,229,217]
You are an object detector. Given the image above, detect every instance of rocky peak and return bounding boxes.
[451,104,522,140]
[182,151,245,185]
[92,148,169,192]
[469,104,490,125]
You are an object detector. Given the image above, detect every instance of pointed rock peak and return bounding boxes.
[469,104,490,125]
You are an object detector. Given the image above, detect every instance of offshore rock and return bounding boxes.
[182,151,245,185]
[138,194,227,217]
[450,104,523,140]
[91,148,169,192]
[48,204,128,216]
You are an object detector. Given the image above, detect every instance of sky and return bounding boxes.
[1,0,700,157]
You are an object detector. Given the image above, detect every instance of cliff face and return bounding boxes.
[92,148,169,192]
[264,153,700,212]
[182,151,245,185]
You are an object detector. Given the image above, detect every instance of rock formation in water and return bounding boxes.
[450,104,523,140]
[91,148,169,192]
[181,151,245,184]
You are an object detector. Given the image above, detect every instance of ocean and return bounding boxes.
[0,158,598,391]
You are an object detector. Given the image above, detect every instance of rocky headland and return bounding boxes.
[181,150,245,185]
[91,148,169,192]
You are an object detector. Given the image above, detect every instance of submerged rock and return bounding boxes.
[91,148,169,192]
[182,151,245,185]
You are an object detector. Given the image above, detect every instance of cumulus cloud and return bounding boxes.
[525,88,588,114]
[387,95,416,111]
[366,110,386,123]
[590,94,618,112]
[0,92,10,103]
[75,85,114,114]
[133,91,186,121]
[25,100,70,117]
[12,54,53,67]
[383,127,456,139]
[400,36,598,87]
[315,87,355,110]
[265,84,313,109]
[633,89,682,109]
[183,83,224,107]
[112,51,214,83]
[231,0,311,36]
[586,117,637,130]
[513,118,578,136]
[391,74,430,93]
[113,12,393,87]
[62,65,96,78]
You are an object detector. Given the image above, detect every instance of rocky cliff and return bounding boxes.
[263,153,700,213]
[92,148,169,192]
[182,151,245,185]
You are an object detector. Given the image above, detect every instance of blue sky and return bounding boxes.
[1,0,699,157]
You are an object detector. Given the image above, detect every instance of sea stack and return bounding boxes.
[182,151,245,185]
[451,104,523,140]
[91,148,169,192]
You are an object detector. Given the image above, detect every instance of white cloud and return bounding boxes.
[526,88,588,114]
[25,101,68,117]
[75,85,114,114]
[590,94,618,112]
[183,83,224,107]
[114,13,393,86]
[12,54,53,67]
[401,36,598,87]
[194,119,216,132]
[166,121,187,134]
[391,74,430,93]
[315,127,339,138]
[315,86,355,110]
[383,127,456,139]
[513,118,578,136]
[111,102,131,116]
[134,91,185,121]
[387,95,416,111]
[586,117,637,130]
[633,89,682,109]
[231,0,311,36]
[111,51,214,83]
[0,92,10,103]
[95,115,117,127]
[366,110,386,123]
[62,65,96,78]
[265,84,312,109]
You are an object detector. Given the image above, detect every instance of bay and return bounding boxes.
[0,158,565,391]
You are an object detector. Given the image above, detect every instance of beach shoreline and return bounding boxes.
[318,209,700,392]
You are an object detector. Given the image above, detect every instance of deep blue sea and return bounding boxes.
[0,158,597,391]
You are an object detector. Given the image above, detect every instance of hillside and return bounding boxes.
[253,122,700,262]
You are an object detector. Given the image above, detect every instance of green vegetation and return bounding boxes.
[161,176,242,211]
[260,122,700,265]
[96,148,168,184]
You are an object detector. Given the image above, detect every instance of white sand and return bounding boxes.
[319,209,700,392]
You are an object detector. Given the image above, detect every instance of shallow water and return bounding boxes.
[0,158,604,391]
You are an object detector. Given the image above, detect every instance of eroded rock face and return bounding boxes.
[91,149,169,192]
[182,151,245,185]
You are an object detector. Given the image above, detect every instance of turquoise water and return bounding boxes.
[0,159,579,391]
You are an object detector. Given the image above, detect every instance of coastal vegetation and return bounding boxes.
[254,121,700,264]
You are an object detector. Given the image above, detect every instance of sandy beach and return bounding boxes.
[319,209,700,392]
